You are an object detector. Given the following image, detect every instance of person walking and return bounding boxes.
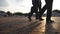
[28,0,40,21]
[38,0,54,22]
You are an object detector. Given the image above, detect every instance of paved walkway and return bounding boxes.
[0,17,60,34]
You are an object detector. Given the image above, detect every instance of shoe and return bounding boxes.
[28,17,32,21]
[36,17,39,20]
[46,20,54,23]
[50,20,54,22]
[39,18,44,21]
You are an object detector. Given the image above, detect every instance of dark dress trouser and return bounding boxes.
[39,0,53,20]
[28,0,41,18]
[45,0,53,20]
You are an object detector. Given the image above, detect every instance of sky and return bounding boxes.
[0,0,60,13]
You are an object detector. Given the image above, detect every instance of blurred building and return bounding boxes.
[0,11,7,17]
[52,10,60,17]
[43,10,60,17]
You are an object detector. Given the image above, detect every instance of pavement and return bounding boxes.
[0,16,60,34]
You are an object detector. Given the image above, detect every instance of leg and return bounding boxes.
[33,6,39,19]
[35,9,39,19]
[28,6,34,21]
[46,4,52,20]
[45,0,54,23]
[38,4,47,20]
[38,0,43,20]
[39,4,47,18]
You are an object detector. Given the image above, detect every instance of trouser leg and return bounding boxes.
[34,6,38,19]
[28,6,34,20]
[35,10,38,19]
[28,6,38,19]
[38,1,42,19]
[39,4,47,18]
[46,1,53,20]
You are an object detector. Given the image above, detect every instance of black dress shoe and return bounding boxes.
[28,17,32,21]
[46,20,54,23]
[39,18,44,21]
[36,17,39,20]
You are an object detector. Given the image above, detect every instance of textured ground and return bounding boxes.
[0,16,60,34]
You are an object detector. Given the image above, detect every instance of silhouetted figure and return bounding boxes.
[39,0,54,22]
[28,0,40,21]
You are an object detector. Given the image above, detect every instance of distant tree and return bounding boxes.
[53,10,60,13]
[13,12,23,16]
[23,13,28,17]
[6,11,12,16]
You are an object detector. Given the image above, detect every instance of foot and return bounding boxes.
[28,17,32,21]
[39,18,44,21]
[46,20,54,23]
[36,17,39,20]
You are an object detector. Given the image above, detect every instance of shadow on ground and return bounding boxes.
[45,22,60,34]
[8,21,41,34]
